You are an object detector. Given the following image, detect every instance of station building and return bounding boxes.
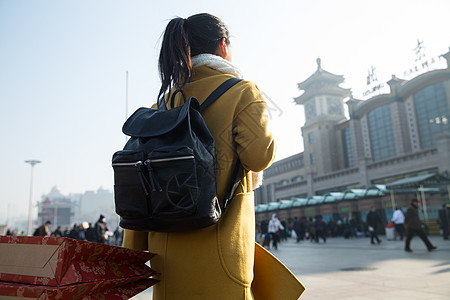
[255,47,450,230]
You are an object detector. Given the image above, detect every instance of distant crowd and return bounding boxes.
[257,213,366,250]
[257,201,449,252]
[5,214,124,246]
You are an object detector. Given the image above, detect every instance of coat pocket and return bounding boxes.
[218,192,255,286]
[112,150,150,219]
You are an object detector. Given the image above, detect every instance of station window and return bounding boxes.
[308,132,314,144]
[367,104,396,161]
[414,82,450,149]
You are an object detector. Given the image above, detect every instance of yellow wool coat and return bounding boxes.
[123,66,304,299]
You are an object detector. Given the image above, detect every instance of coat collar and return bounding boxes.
[191,65,233,82]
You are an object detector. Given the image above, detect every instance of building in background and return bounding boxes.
[79,186,116,226]
[255,46,450,228]
[37,186,77,230]
[36,186,116,231]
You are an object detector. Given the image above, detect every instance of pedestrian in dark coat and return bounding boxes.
[314,215,327,243]
[260,219,268,235]
[84,222,97,242]
[95,214,108,244]
[404,199,436,252]
[307,218,316,242]
[349,216,358,238]
[367,207,382,245]
[63,227,70,237]
[51,226,63,237]
[293,217,304,242]
[34,220,51,237]
[68,224,81,240]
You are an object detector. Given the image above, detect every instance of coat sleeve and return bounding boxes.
[233,82,276,172]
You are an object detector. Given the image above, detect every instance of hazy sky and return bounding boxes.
[1,0,449,225]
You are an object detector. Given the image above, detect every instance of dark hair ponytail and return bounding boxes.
[158,13,230,102]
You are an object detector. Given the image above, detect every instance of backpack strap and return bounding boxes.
[223,159,243,211]
[200,77,244,211]
[160,78,241,111]
[200,77,242,111]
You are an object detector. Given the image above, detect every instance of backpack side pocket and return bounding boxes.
[112,150,150,219]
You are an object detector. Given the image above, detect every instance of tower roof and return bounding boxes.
[294,58,350,104]
[298,58,346,89]
[49,185,63,196]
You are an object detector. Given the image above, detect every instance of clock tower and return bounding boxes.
[294,58,351,180]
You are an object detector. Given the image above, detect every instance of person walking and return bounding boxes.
[78,222,89,241]
[33,220,51,237]
[367,206,382,245]
[349,216,358,238]
[307,218,316,242]
[404,199,437,252]
[268,214,284,250]
[122,13,301,299]
[260,218,268,236]
[438,204,449,240]
[68,224,81,240]
[51,226,63,237]
[392,207,406,240]
[63,227,70,237]
[299,216,307,240]
[259,218,271,249]
[84,222,97,242]
[94,215,108,244]
[314,215,327,243]
[292,217,304,242]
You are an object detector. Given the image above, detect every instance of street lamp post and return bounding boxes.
[25,160,41,236]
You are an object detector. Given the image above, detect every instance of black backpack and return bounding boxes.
[112,78,242,232]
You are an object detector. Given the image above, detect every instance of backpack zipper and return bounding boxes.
[112,155,194,166]
[112,160,151,195]
[148,155,194,163]
[112,161,143,167]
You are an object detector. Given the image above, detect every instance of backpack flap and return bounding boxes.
[122,97,201,138]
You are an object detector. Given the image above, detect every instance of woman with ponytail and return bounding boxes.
[123,13,303,299]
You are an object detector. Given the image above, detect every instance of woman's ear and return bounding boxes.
[215,38,229,60]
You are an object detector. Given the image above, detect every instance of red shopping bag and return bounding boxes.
[0,236,157,287]
[0,276,158,299]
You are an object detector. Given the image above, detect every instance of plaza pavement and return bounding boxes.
[132,235,450,299]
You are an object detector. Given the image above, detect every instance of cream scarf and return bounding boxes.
[191,53,244,78]
[191,54,263,190]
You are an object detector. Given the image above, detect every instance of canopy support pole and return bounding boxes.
[390,189,396,211]
[420,184,429,222]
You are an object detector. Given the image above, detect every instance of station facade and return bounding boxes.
[255,47,450,229]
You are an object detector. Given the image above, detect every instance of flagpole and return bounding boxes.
[125,71,129,143]
[25,160,41,235]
